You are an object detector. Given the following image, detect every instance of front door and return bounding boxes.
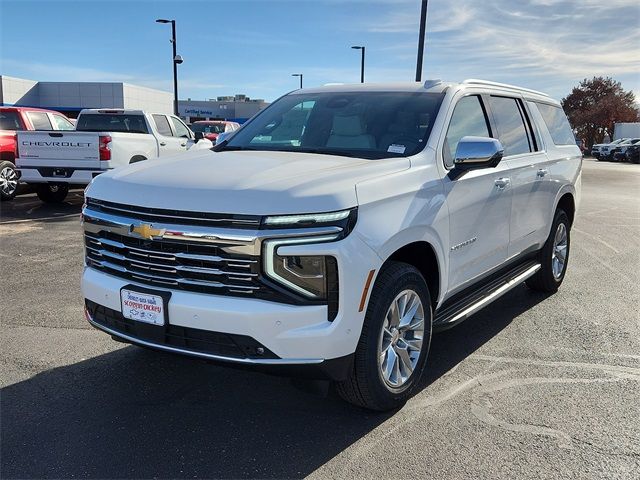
[441,94,512,294]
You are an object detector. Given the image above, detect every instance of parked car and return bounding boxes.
[0,106,75,201]
[625,144,640,164]
[599,138,630,161]
[16,109,212,203]
[190,120,240,142]
[592,138,626,160]
[612,138,640,161]
[81,79,581,411]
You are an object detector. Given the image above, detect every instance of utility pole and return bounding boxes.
[415,0,428,82]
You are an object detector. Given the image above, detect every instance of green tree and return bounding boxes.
[561,77,639,148]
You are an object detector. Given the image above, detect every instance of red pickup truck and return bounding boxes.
[0,106,75,201]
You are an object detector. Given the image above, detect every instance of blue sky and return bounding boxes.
[1,0,639,102]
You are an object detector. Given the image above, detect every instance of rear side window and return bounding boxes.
[153,115,173,136]
[444,95,491,168]
[536,103,575,145]
[27,112,53,131]
[76,114,148,133]
[0,111,22,130]
[488,96,531,156]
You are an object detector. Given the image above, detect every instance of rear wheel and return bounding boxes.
[0,161,18,201]
[336,262,432,411]
[36,183,69,203]
[526,209,570,293]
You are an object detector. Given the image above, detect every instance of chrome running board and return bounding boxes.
[434,261,541,331]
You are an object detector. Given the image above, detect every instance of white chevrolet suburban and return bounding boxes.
[81,80,581,411]
[16,109,212,203]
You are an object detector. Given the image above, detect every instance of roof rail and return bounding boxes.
[462,79,550,97]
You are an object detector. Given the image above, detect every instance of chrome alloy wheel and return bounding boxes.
[0,166,18,198]
[378,289,425,388]
[552,222,568,279]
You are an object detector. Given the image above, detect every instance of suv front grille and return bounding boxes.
[84,231,261,296]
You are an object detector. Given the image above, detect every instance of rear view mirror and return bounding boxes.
[193,131,205,142]
[454,136,504,170]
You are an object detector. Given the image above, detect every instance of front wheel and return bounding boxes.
[336,262,432,411]
[36,183,69,203]
[0,161,19,201]
[526,209,570,293]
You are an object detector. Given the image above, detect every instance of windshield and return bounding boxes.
[192,123,226,134]
[221,91,445,159]
[76,114,149,134]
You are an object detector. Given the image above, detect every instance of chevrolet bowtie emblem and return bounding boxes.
[130,223,164,240]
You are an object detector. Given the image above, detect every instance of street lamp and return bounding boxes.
[291,73,303,89]
[156,18,181,116]
[351,46,365,83]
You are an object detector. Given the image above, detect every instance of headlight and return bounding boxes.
[264,235,338,299]
[264,209,352,227]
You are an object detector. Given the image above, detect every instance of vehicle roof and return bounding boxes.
[79,109,151,115]
[0,106,67,114]
[292,79,558,104]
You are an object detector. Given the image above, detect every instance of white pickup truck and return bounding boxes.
[16,109,212,202]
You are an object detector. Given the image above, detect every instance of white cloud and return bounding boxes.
[360,0,640,97]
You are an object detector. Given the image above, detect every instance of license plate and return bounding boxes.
[120,289,165,325]
[53,168,67,177]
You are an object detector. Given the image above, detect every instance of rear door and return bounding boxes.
[485,95,550,258]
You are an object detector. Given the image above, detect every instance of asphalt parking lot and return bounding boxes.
[1,158,639,479]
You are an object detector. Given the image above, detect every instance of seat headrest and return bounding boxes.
[331,115,367,136]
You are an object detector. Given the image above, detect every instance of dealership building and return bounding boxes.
[1,75,269,123]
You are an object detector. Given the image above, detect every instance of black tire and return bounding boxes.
[526,209,570,293]
[336,262,433,411]
[36,183,69,203]
[129,156,147,164]
[0,161,19,201]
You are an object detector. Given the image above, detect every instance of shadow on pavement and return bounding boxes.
[1,285,550,479]
[0,191,84,223]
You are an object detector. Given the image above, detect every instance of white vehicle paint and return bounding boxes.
[16,109,212,191]
[81,80,582,410]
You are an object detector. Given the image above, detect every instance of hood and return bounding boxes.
[87,149,409,215]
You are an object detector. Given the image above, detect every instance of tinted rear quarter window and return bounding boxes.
[536,103,576,145]
[0,111,22,130]
[153,115,173,136]
[28,112,53,131]
[76,114,148,133]
[488,96,531,156]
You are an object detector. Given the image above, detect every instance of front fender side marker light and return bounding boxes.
[359,269,376,312]
[264,210,351,226]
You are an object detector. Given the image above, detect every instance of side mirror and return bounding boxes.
[454,136,504,170]
[193,131,204,142]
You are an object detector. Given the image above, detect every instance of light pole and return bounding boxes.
[351,46,365,83]
[156,18,182,116]
[415,0,428,81]
[291,73,303,89]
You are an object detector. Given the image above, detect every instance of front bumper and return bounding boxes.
[81,226,381,375]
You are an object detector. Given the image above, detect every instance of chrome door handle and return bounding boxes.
[180,143,186,147]
[494,177,510,189]
[537,168,549,177]
[159,141,166,146]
